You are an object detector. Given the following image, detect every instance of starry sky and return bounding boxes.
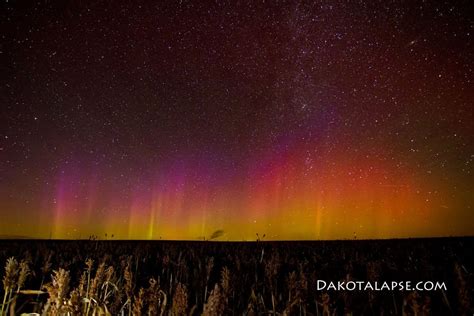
[1,1,473,240]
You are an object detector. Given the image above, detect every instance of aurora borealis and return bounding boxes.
[1,1,473,240]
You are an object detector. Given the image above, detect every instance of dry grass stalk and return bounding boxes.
[204,257,214,302]
[454,263,471,315]
[2,257,19,292]
[1,257,19,315]
[317,293,334,316]
[17,260,30,293]
[42,268,70,315]
[132,288,145,315]
[124,263,133,301]
[120,262,134,315]
[220,267,230,297]
[78,272,87,298]
[402,291,421,316]
[203,284,225,316]
[90,262,106,300]
[171,283,188,315]
[69,288,82,314]
[145,278,160,315]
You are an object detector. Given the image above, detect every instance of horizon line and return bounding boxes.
[1,235,473,242]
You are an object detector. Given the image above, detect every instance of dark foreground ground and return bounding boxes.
[0,238,472,315]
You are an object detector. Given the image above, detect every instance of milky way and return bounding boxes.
[1,1,473,239]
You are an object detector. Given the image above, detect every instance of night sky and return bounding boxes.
[1,1,473,240]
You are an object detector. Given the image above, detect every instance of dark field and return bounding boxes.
[0,238,472,315]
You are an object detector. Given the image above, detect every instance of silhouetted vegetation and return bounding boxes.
[0,238,472,315]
